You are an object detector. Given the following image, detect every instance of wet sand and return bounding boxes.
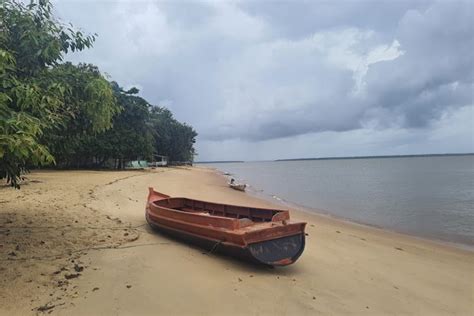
[1,167,473,315]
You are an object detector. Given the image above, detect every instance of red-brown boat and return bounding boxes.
[145,188,306,266]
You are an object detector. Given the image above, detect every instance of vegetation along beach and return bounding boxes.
[1,0,473,315]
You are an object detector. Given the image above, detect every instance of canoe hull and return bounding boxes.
[146,215,305,266]
[145,188,306,266]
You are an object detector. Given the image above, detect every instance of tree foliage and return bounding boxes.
[150,107,197,163]
[51,83,197,169]
[1,0,198,188]
[0,0,117,187]
[42,64,121,166]
[54,83,154,168]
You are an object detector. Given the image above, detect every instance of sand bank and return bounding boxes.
[1,167,473,315]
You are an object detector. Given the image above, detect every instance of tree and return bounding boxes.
[43,64,120,167]
[42,80,197,169]
[79,83,154,168]
[0,0,117,187]
[150,107,197,163]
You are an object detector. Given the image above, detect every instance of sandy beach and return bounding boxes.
[1,167,473,315]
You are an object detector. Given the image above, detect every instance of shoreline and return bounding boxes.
[206,166,474,252]
[1,168,473,315]
[257,188,474,253]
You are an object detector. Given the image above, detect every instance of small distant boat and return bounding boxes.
[146,188,306,266]
[229,183,246,191]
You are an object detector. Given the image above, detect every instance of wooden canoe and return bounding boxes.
[145,188,306,266]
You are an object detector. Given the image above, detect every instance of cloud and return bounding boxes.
[52,0,473,160]
[363,1,474,128]
[198,105,474,161]
[198,27,407,141]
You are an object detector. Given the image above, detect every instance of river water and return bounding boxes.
[202,155,474,246]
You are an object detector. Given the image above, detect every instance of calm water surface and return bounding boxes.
[202,156,474,246]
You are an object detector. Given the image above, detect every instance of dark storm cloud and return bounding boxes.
[238,0,432,39]
[53,0,473,159]
[364,1,474,128]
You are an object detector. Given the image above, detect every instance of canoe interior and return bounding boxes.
[152,197,283,223]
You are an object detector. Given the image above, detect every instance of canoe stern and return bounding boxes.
[248,233,305,266]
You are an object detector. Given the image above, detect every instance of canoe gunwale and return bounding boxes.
[148,187,288,214]
[146,208,305,245]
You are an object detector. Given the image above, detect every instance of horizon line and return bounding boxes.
[196,152,474,163]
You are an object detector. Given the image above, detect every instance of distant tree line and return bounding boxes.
[0,0,197,188]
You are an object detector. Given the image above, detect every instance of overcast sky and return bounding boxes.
[54,0,473,161]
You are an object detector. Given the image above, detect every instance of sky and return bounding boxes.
[54,0,474,161]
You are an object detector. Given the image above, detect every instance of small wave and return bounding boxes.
[272,195,282,201]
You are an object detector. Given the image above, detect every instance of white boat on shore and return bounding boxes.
[229,182,246,191]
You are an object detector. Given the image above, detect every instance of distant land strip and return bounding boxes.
[275,153,474,162]
[195,153,474,164]
[196,160,245,164]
